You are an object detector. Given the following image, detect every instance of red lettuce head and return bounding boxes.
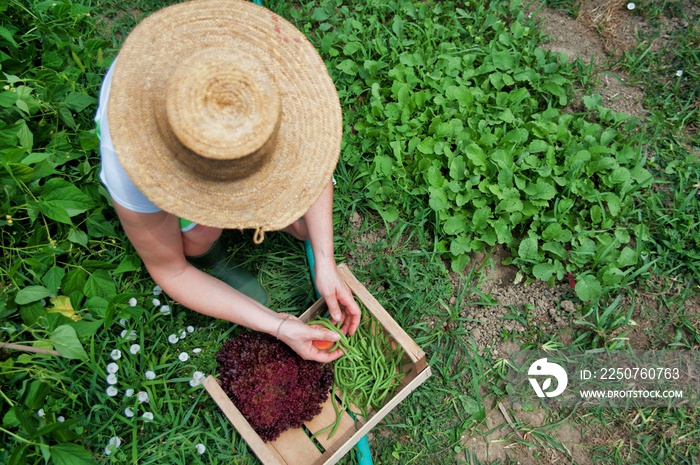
[216,331,334,442]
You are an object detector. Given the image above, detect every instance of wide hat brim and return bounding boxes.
[108,0,342,239]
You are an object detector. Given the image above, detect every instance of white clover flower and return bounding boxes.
[627,2,635,9]
[107,362,119,374]
[142,412,154,421]
[119,318,128,326]
[137,391,149,403]
[168,334,179,344]
[190,371,205,387]
[159,305,171,315]
[195,443,206,455]
[120,329,137,341]
[179,352,189,362]
[125,389,135,398]
[178,329,187,340]
[105,436,121,455]
[153,285,162,296]
[57,416,65,422]
[145,370,156,380]
[124,407,134,418]
[110,349,122,361]
[187,326,194,333]
[37,409,45,417]
[106,386,118,397]
[106,374,118,385]
[128,297,137,307]
[152,298,161,307]
[129,344,140,355]
[192,348,202,354]
[676,70,683,77]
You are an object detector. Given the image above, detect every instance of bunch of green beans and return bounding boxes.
[308,312,406,438]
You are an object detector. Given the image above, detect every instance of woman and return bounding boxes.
[96,0,360,362]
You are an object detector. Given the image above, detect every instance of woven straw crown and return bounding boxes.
[108,0,342,242]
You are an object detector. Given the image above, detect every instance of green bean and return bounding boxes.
[309,306,407,439]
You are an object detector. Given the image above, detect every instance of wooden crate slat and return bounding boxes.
[310,419,364,465]
[304,394,357,450]
[300,298,327,322]
[269,427,323,465]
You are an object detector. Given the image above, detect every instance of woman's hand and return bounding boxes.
[276,314,346,363]
[314,263,361,336]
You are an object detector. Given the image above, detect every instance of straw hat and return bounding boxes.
[108,0,342,243]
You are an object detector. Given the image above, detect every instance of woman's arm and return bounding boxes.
[112,202,344,362]
[303,180,362,335]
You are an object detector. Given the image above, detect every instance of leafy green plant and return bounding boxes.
[281,0,654,301]
[0,0,115,307]
[0,0,120,462]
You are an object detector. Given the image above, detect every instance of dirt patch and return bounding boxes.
[461,400,594,465]
[529,1,647,119]
[93,8,144,44]
[457,247,577,357]
[345,210,387,268]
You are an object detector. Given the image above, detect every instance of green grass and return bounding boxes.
[1,0,699,463]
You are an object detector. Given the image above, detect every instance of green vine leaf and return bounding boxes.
[49,325,88,362]
[50,443,96,465]
[15,286,52,305]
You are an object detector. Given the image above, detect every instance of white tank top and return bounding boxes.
[96,60,161,214]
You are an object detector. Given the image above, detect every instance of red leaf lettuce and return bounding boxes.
[216,331,334,442]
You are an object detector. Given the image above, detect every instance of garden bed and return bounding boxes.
[203,264,431,465]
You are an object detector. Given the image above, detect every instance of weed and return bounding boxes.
[542,0,582,18]
[572,295,636,349]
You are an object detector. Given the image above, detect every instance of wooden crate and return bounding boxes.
[203,263,431,465]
